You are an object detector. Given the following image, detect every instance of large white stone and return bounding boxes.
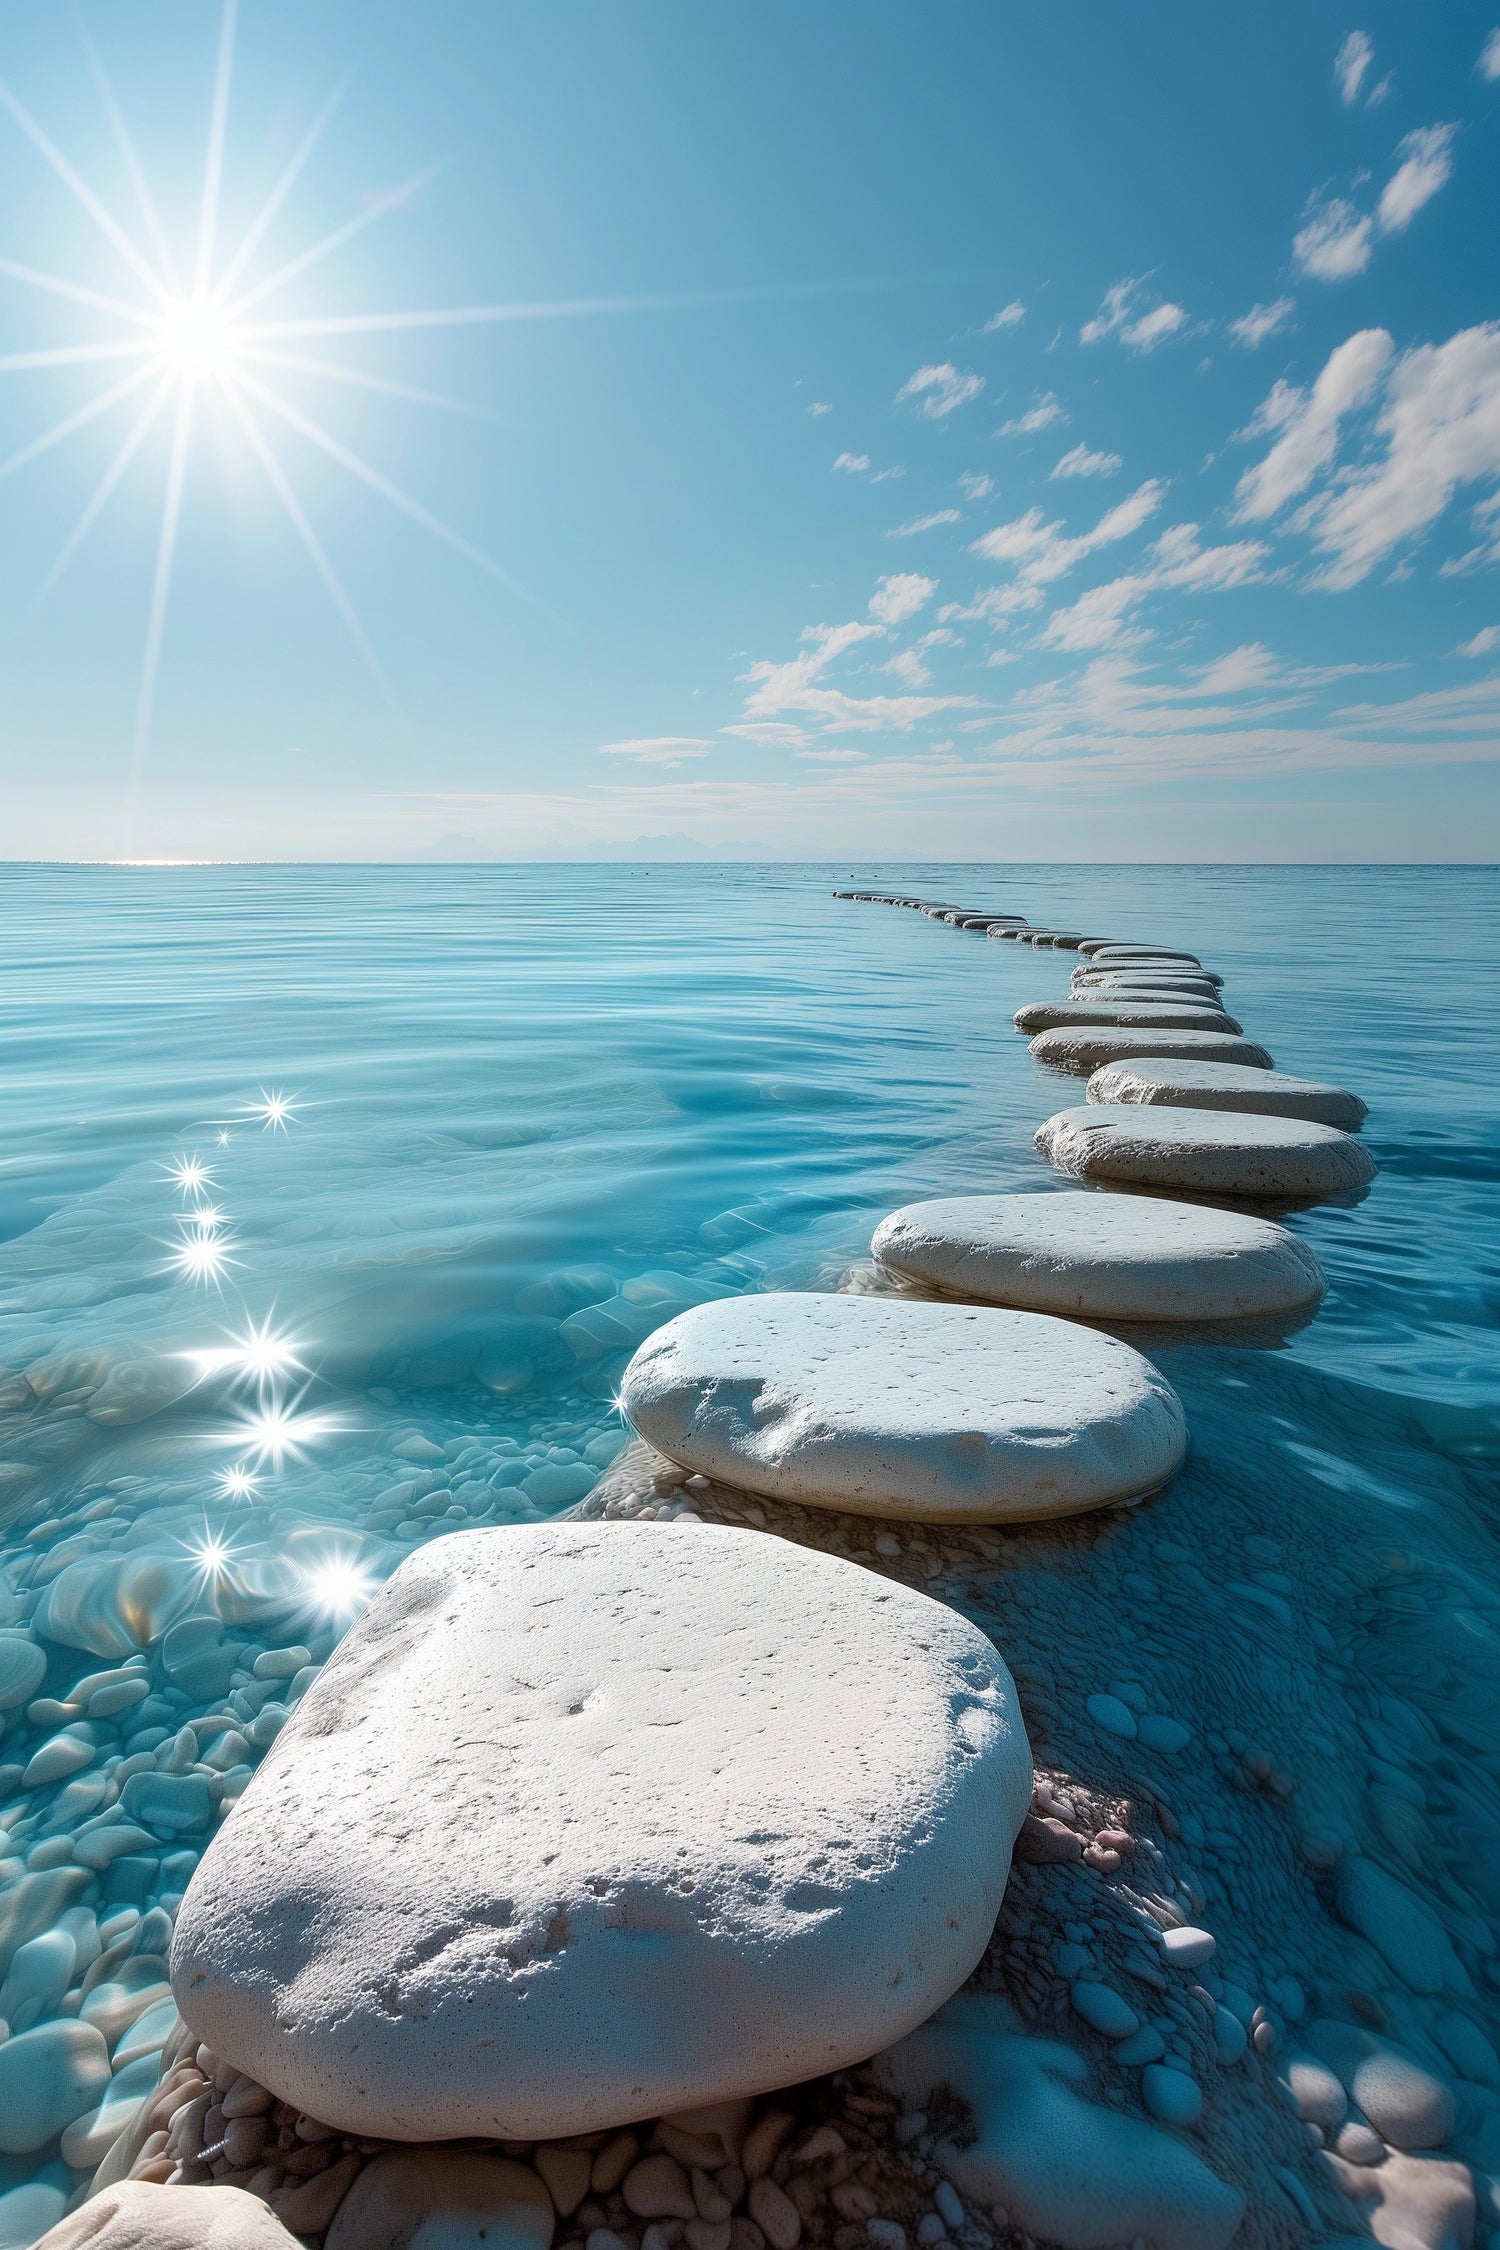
[171,1522,1032,2141]
[1087,1058,1368,1131]
[1029,1027,1274,1075]
[621,1293,1186,1519]
[35,2185,301,2250]
[1035,1105,1378,1200]
[1014,1001,1238,1035]
[871,1191,1325,1322]
[1070,971,1224,997]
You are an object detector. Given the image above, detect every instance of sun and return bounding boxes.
[155,297,242,382]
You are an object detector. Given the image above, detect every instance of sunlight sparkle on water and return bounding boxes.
[301,1551,376,1624]
[165,1154,214,1200]
[187,1315,304,1391]
[229,1395,335,1469]
[247,1088,298,1133]
[216,1462,260,1502]
[184,1523,239,1584]
[166,1231,238,1287]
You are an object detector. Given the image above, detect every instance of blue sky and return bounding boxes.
[2,0,1499,861]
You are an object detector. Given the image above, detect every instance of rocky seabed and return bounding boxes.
[1,893,1497,2250]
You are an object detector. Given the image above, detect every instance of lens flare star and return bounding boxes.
[227,1393,336,1470]
[246,1089,298,1133]
[184,1523,240,1586]
[216,1462,261,1502]
[165,1228,239,1288]
[300,1550,376,1625]
[186,1315,305,1393]
[165,1155,215,1201]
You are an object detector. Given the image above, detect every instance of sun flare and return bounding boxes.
[155,296,242,381]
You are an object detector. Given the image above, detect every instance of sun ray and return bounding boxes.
[35,377,173,605]
[127,379,196,830]
[0,339,157,373]
[0,361,160,484]
[226,169,438,320]
[211,75,351,307]
[230,364,518,587]
[0,77,170,306]
[239,343,499,422]
[0,254,157,327]
[81,32,182,292]
[221,381,397,706]
[194,0,239,298]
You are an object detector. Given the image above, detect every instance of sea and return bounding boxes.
[0,860,1496,2239]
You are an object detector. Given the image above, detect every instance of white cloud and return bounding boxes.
[958,471,994,499]
[1037,523,1269,651]
[1234,328,1394,520]
[970,480,1167,584]
[599,737,711,767]
[996,393,1067,437]
[795,748,867,763]
[896,363,986,419]
[1335,30,1373,105]
[1081,279,1188,351]
[984,301,1026,332]
[1052,443,1122,479]
[1307,322,1500,586]
[869,573,937,625]
[808,400,832,416]
[720,721,810,749]
[1457,625,1499,657]
[1293,198,1373,279]
[888,508,962,537]
[886,648,933,688]
[739,610,976,733]
[870,464,906,482]
[833,451,870,473]
[1377,124,1457,233]
[1295,125,1458,283]
[1193,643,1279,693]
[1122,302,1188,351]
[1080,279,1136,345]
[1481,28,1500,81]
[1230,298,1296,348]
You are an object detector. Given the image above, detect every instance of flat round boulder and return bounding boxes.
[1029,1027,1274,1075]
[1087,1058,1367,1131]
[170,1523,1032,2141]
[1087,947,1204,966]
[1072,969,1224,994]
[1035,1105,1378,1201]
[621,1292,1186,1520]
[872,1191,1325,1322]
[1015,1000,1238,1035]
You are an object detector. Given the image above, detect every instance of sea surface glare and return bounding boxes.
[0,860,1496,2236]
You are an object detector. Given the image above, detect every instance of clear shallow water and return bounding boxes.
[0,861,1497,2235]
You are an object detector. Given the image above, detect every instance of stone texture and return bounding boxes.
[171,1522,1032,2140]
[871,1190,1325,1322]
[34,2184,300,2250]
[1086,1058,1368,1131]
[323,2151,555,2250]
[621,1293,1186,1520]
[1035,1105,1379,1202]
[1014,1001,1239,1035]
[1028,1028,1275,1076]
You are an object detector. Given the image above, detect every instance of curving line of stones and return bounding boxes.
[33,889,1387,2250]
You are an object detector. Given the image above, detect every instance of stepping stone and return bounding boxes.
[1029,1027,1274,1075]
[1088,947,1203,966]
[871,1191,1325,1321]
[1072,969,1224,994]
[170,1522,1033,2140]
[1015,1001,1239,1035]
[621,1292,1186,1520]
[1087,1058,1367,1131]
[1035,1105,1378,1202]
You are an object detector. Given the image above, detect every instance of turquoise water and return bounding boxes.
[0,861,1497,2235]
